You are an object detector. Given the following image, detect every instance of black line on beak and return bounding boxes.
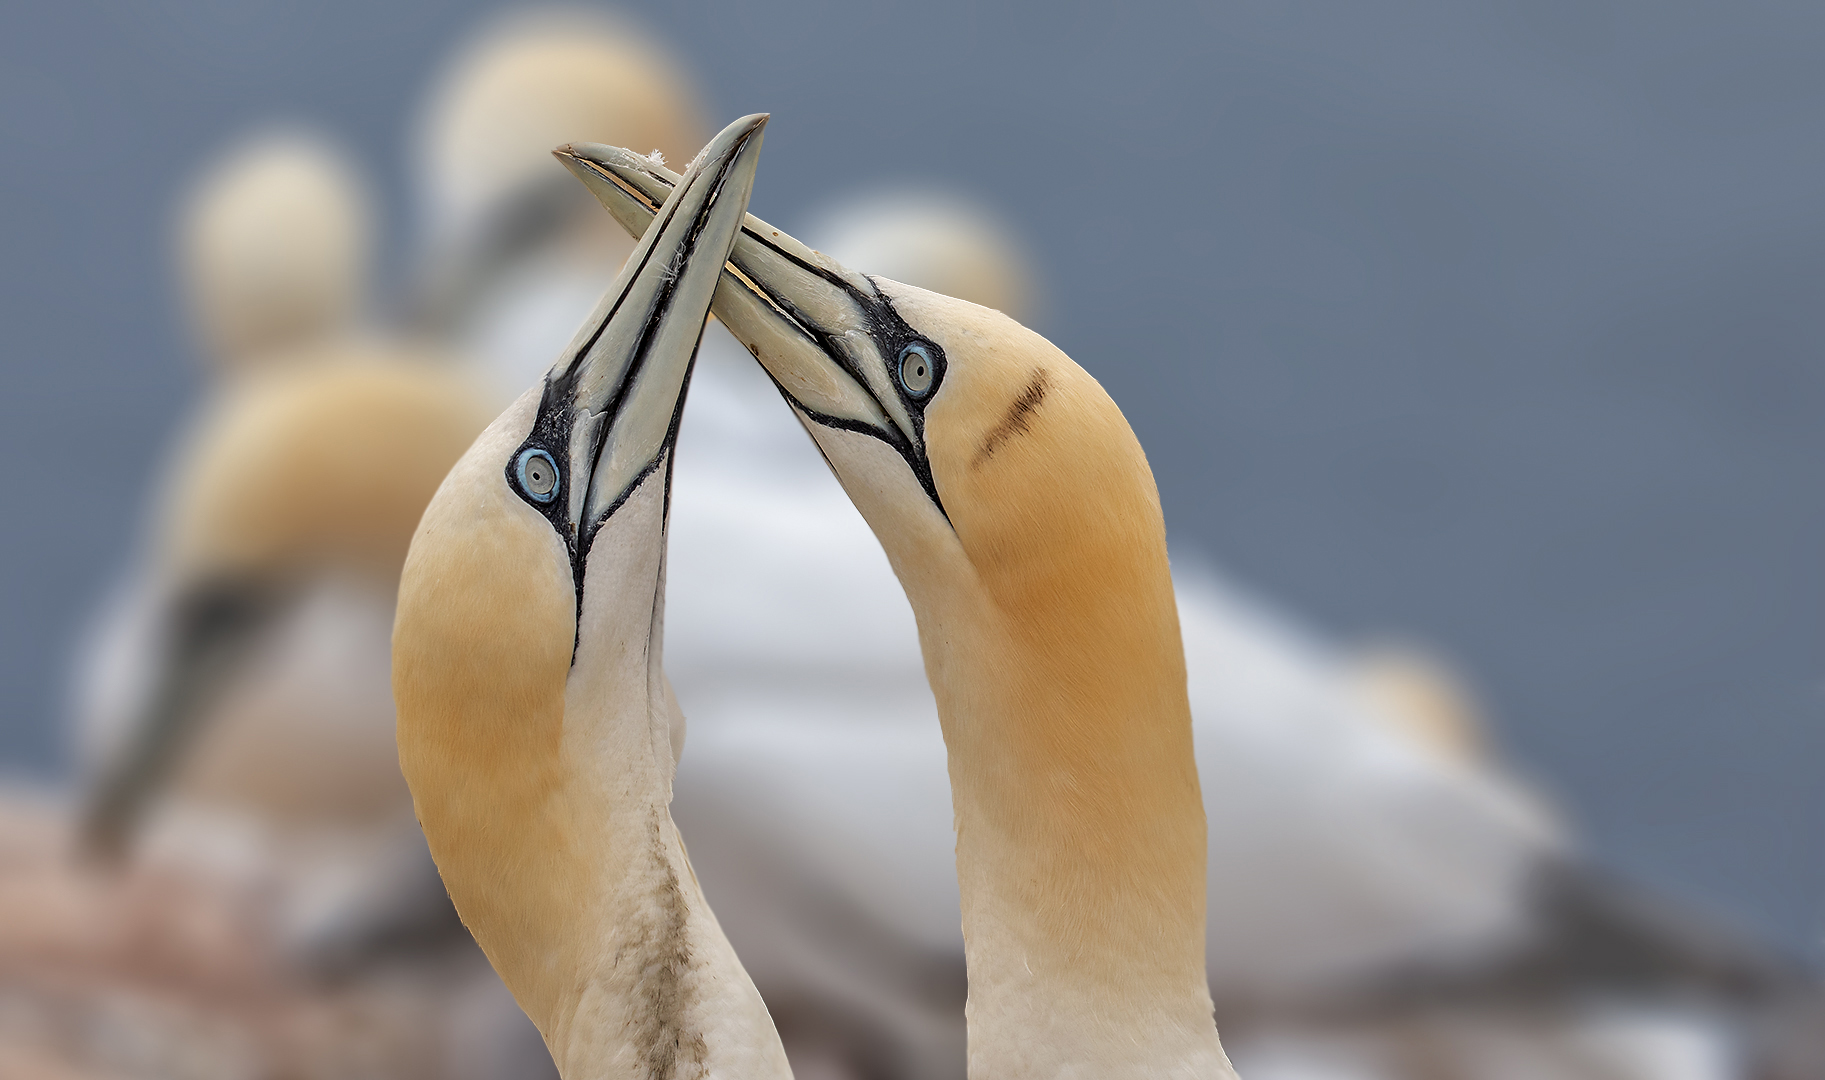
[511,125,758,655]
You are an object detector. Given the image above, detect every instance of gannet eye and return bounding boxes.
[516,448,559,502]
[898,343,935,397]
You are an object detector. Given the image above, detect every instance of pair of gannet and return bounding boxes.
[395,114,1239,1076]
[389,21,1802,1076]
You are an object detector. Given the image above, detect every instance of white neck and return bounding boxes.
[895,542,1237,1079]
[544,487,791,1080]
[807,418,1237,1078]
[396,459,790,1080]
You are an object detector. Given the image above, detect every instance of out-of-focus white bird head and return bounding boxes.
[801,189,1037,325]
[413,8,706,278]
[179,130,372,374]
[1348,641,1493,766]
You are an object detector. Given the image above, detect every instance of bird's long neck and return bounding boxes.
[539,663,786,1079]
[913,536,1237,1078]
[396,480,788,1080]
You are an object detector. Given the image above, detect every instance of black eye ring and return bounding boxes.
[516,448,559,503]
[898,342,936,397]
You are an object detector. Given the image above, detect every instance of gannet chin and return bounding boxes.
[561,143,1236,1079]
[392,115,789,1079]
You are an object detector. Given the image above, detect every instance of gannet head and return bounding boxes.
[180,130,371,372]
[415,9,706,238]
[389,115,764,1030]
[79,355,492,855]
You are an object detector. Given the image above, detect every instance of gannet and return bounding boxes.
[178,129,372,374]
[79,355,490,864]
[391,115,791,1079]
[72,129,379,788]
[561,140,1237,1079]
[66,124,555,1078]
[410,6,707,405]
[70,131,363,838]
[569,142,1808,1079]
[656,190,1036,1077]
[71,127,463,862]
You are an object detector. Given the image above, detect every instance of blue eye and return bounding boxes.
[516,448,559,502]
[898,343,935,396]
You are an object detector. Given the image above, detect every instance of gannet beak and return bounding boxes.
[536,114,766,561]
[556,140,945,509]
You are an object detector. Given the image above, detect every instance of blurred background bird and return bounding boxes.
[69,127,455,926]
[67,130,378,880]
[47,126,557,1079]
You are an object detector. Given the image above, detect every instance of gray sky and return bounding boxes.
[1,0,1821,953]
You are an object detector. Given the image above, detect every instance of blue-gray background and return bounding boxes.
[2,2,1821,954]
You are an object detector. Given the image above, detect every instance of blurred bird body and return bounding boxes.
[70,129,387,806]
[74,127,480,853]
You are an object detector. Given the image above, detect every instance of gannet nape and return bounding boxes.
[391,115,789,1079]
[563,140,1237,1078]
